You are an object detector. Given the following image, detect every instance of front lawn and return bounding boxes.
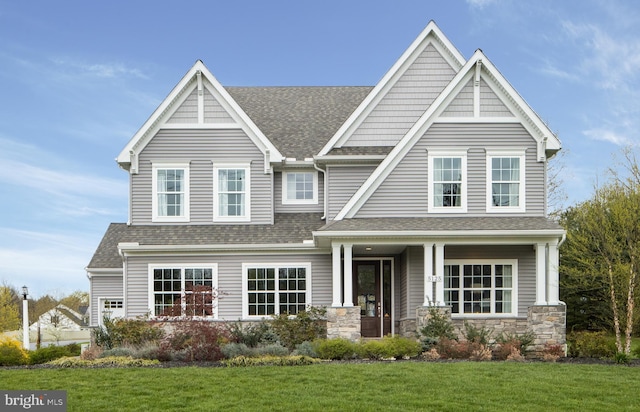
[1,362,639,411]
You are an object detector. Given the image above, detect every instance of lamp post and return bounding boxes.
[22,286,29,350]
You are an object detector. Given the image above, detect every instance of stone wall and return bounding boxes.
[527,304,566,354]
[326,307,361,341]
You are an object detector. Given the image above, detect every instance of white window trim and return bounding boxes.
[281,170,318,205]
[148,264,219,319]
[152,162,190,223]
[427,149,468,213]
[241,262,312,319]
[486,150,526,213]
[213,163,251,222]
[444,259,518,318]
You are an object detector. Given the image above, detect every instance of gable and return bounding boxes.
[318,21,465,156]
[117,61,283,173]
[343,43,457,147]
[441,74,514,118]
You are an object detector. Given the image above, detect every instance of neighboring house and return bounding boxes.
[30,304,89,332]
[86,21,565,350]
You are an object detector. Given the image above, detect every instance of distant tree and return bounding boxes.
[0,286,21,332]
[31,295,57,324]
[59,291,89,313]
[560,147,640,354]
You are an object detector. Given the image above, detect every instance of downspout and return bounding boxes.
[313,162,327,220]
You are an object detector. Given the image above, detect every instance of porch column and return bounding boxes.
[343,244,354,307]
[547,241,560,305]
[423,243,434,306]
[332,243,342,307]
[434,243,445,306]
[535,242,547,305]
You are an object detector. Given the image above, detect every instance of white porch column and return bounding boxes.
[434,243,445,306]
[332,243,342,307]
[547,241,560,305]
[343,244,354,307]
[423,243,434,306]
[535,242,547,305]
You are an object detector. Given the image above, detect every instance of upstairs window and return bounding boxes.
[282,171,317,205]
[152,163,190,222]
[428,150,467,213]
[214,164,250,222]
[486,151,525,212]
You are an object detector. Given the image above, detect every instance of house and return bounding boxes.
[29,304,90,344]
[86,21,565,351]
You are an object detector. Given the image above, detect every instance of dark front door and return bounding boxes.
[354,261,381,337]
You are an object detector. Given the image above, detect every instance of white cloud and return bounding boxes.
[51,58,148,80]
[466,0,499,9]
[583,128,633,146]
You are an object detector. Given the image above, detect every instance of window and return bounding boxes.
[149,265,218,318]
[428,150,467,213]
[487,151,525,212]
[152,163,190,222]
[242,264,311,318]
[444,260,517,316]
[214,164,250,222]
[282,171,317,204]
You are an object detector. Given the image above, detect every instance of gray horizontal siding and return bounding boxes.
[441,79,474,117]
[90,275,123,327]
[346,43,456,146]
[355,123,544,218]
[167,89,198,124]
[274,171,324,213]
[204,88,235,123]
[326,165,376,220]
[124,253,332,320]
[131,129,272,224]
[480,79,513,117]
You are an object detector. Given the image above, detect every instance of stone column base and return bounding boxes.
[528,304,567,355]
[326,307,361,341]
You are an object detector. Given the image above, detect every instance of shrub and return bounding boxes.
[159,320,230,362]
[419,308,457,350]
[463,322,492,346]
[383,335,422,359]
[567,331,616,358]
[436,338,487,360]
[93,317,164,349]
[358,339,395,360]
[221,343,254,359]
[80,345,103,360]
[255,343,289,357]
[0,337,29,366]
[47,356,160,368]
[226,322,277,348]
[221,355,319,367]
[29,345,73,365]
[292,341,317,358]
[422,348,440,361]
[65,343,82,356]
[315,338,357,360]
[541,344,564,362]
[269,307,327,351]
[493,331,536,360]
[99,347,135,358]
[614,352,631,364]
[506,347,525,362]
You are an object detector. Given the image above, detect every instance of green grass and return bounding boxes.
[1,362,640,411]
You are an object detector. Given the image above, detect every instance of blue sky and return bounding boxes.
[1,0,638,297]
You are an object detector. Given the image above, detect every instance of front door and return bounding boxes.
[354,260,392,338]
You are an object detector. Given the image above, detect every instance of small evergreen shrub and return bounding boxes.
[419,308,457,350]
[255,343,289,357]
[93,317,164,349]
[463,322,492,346]
[226,322,277,348]
[221,343,254,359]
[315,338,357,360]
[29,345,73,365]
[614,352,631,364]
[493,331,536,360]
[358,340,395,360]
[99,347,135,358]
[0,337,29,366]
[269,307,327,350]
[292,341,317,358]
[567,331,616,358]
[383,335,422,359]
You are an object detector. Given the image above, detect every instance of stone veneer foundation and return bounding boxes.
[326,307,361,341]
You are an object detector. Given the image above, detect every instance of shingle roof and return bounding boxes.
[88,213,325,269]
[318,216,564,232]
[226,86,373,160]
